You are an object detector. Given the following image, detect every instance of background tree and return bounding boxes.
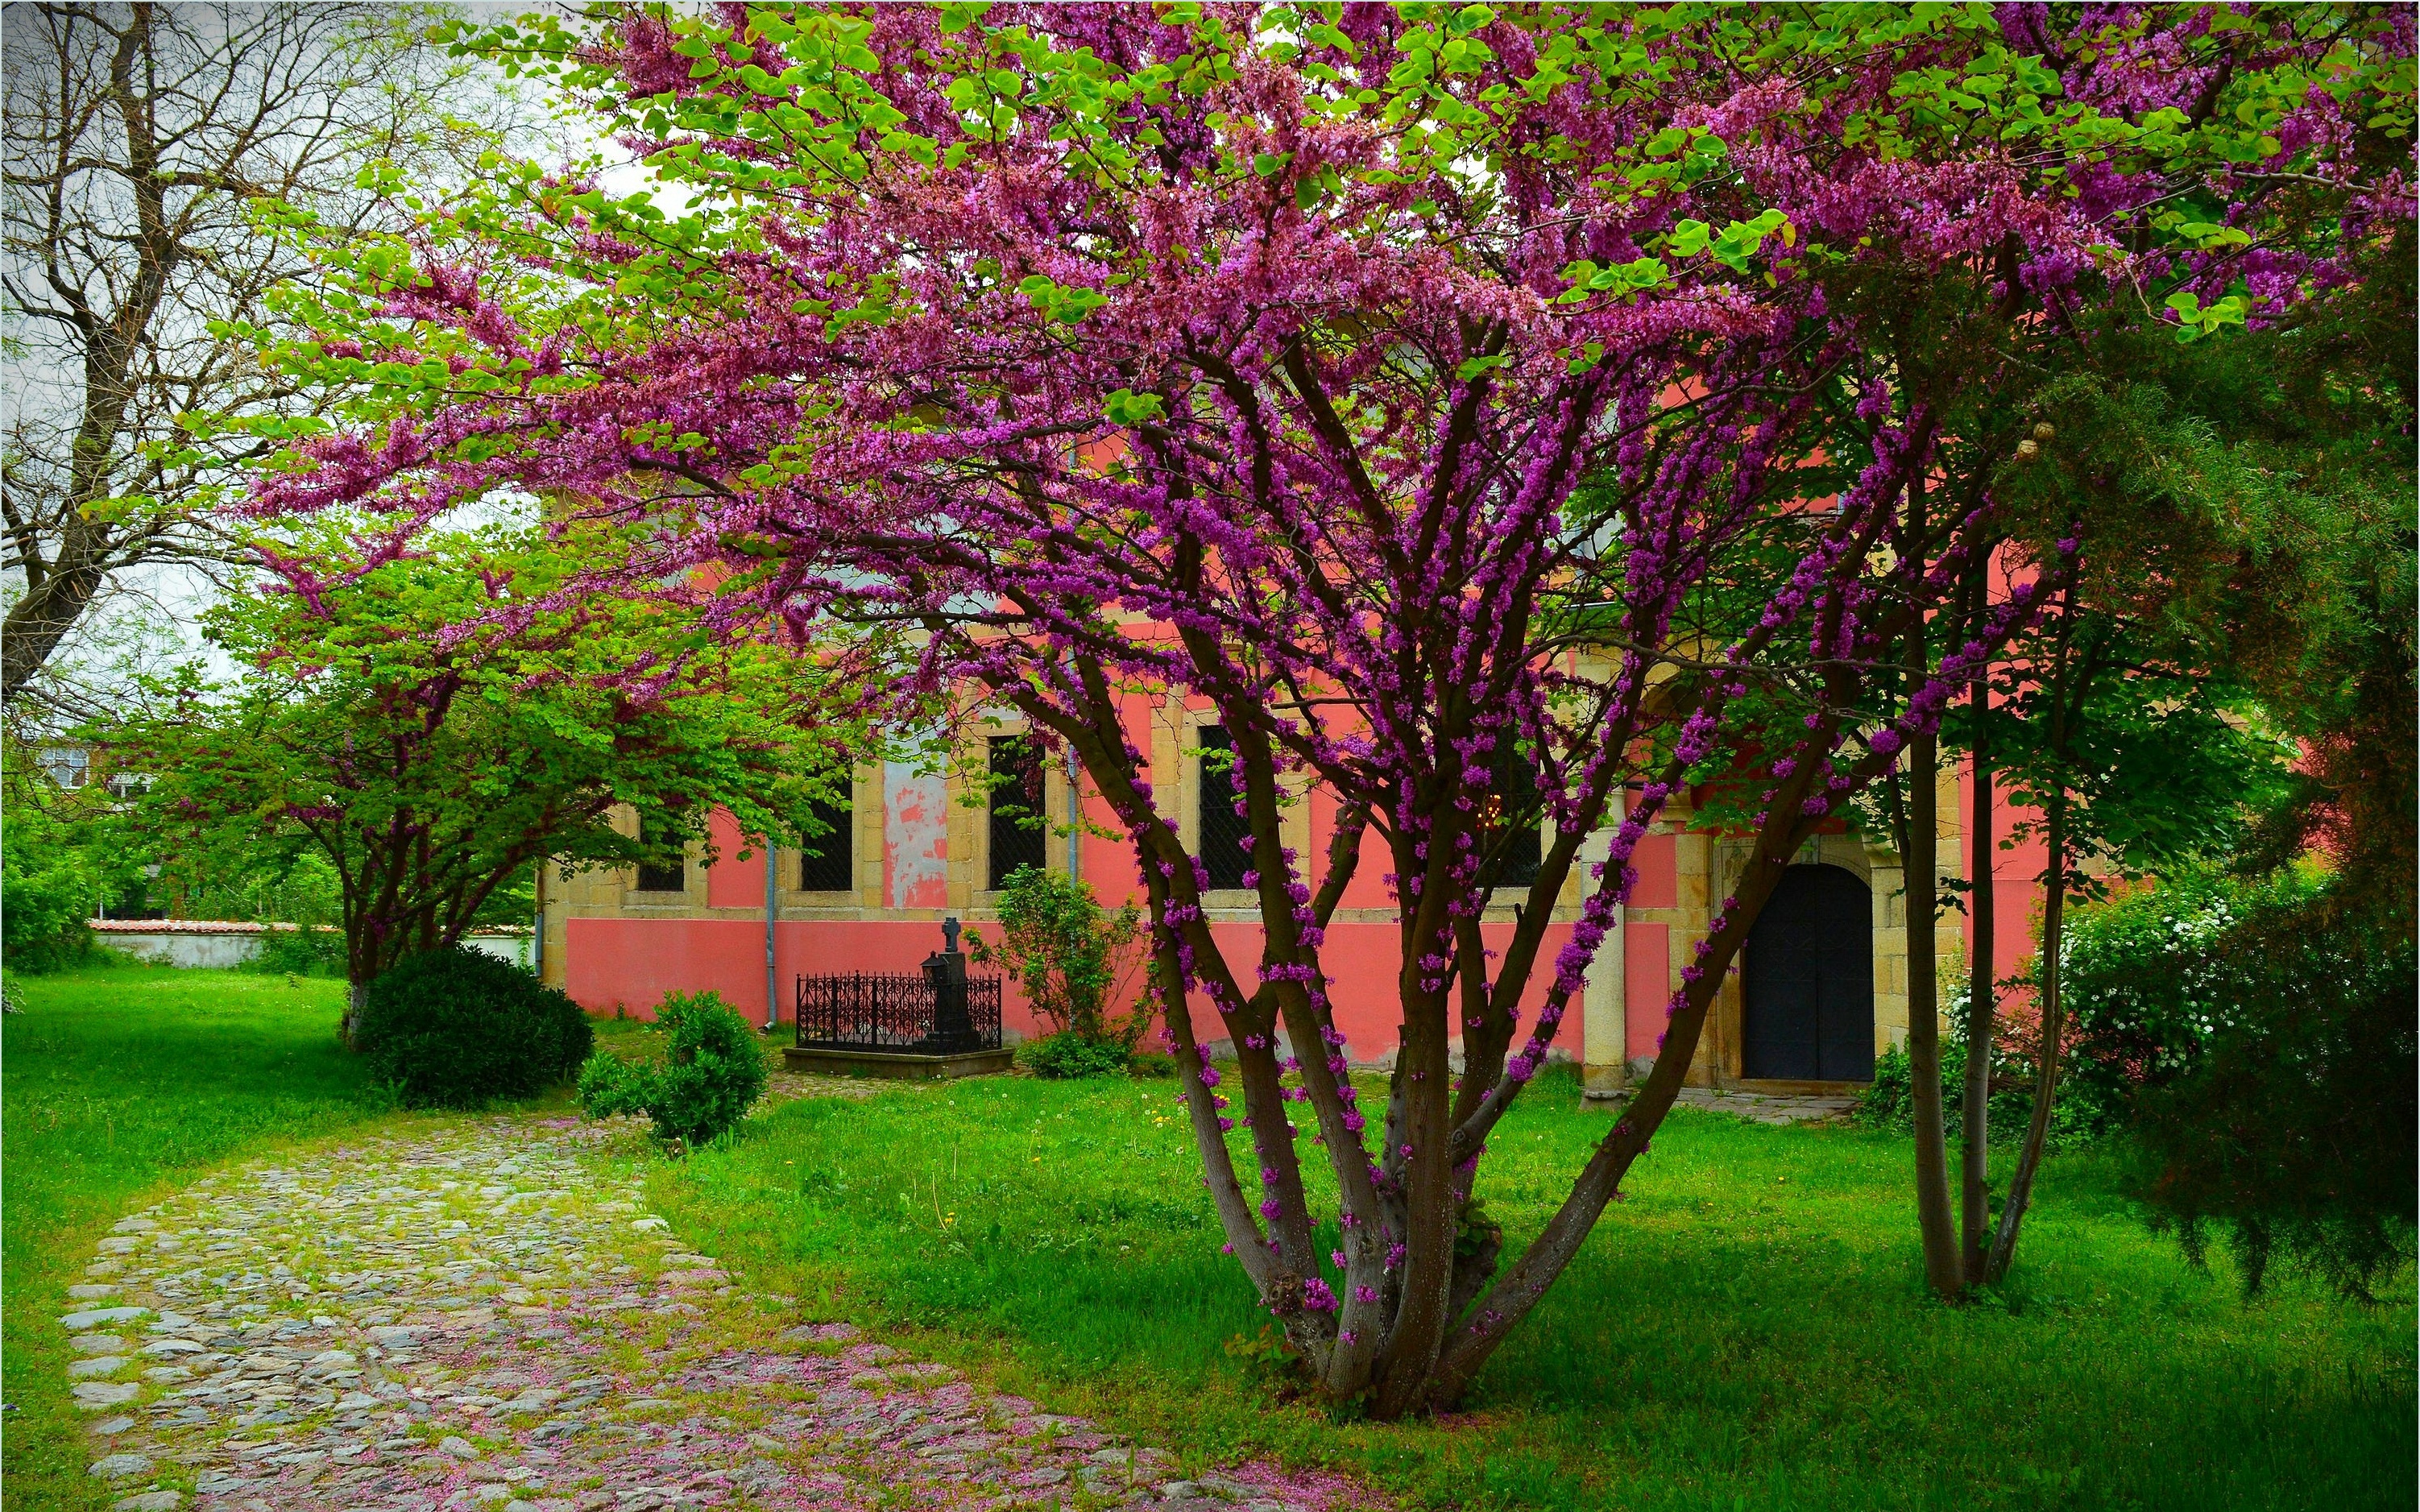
[1672,196,2360,1299]
[1791,10,2418,1291]
[0,739,138,971]
[1862,433,2307,1296]
[241,2,2407,1415]
[106,522,890,1039]
[1997,224,2418,1294]
[1859,205,2420,1295]
[1970,583,2294,1282]
[1,1,524,714]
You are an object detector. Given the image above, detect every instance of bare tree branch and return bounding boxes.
[2,1,532,709]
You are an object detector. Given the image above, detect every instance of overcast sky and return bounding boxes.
[3,13,678,727]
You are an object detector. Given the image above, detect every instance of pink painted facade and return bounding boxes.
[1960,766,2051,1004]
[539,687,2045,1087]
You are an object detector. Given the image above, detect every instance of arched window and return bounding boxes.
[1491,760,1543,889]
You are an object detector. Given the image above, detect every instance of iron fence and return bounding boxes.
[794,970,1002,1054]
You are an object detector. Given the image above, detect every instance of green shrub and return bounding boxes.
[254,924,347,976]
[3,921,94,976]
[575,1051,650,1123]
[577,990,765,1147]
[1854,959,2102,1148]
[1857,1041,1958,1136]
[1,801,109,974]
[1019,1030,1133,1079]
[355,946,593,1109]
[968,866,1150,1046]
[2091,874,2417,1298]
[2059,870,2252,1112]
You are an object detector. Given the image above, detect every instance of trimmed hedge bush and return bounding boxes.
[355,946,594,1109]
[1020,1031,1133,1079]
[577,990,765,1148]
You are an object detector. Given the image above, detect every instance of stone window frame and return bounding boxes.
[1176,706,1315,913]
[624,810,702,909]
[967,719,1071,908]
[783,768,876,907]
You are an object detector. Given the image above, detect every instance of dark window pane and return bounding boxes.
[798,792,854,892]
[988,736,1046,890]
[1198,725,1252,890]
[1494,761,1543,889]
[635,814,687,893]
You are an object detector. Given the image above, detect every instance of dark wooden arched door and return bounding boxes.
[1742,864,1875,1081]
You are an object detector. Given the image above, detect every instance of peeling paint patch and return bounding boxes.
[884,761,949,909]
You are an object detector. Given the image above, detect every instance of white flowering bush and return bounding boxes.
[2082,870,2417,1298]
[1859,947,2104,1145]
[2056,878,2230,1122]
[2059,868,2323,1120]
[1864,867,2375,1153]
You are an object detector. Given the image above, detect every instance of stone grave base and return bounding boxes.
[781,1046,1016,1081]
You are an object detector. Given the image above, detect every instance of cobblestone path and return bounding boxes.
[60,1113,1372,1512]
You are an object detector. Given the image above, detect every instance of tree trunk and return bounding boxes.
[1985,603,2079,1284]
[340,895,377,1050]
[1371,952,1461,1419]
[1985,778,2066,1282]
[1904,662,1963,1300]
[342,978,370,1050]
[1959,578,1995,1284]
[1421,748,1842,1407]
[2,564,110,704]
[4,5,176,705]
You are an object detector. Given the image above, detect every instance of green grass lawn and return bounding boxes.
[642,1065,2415,1512]
[1,964,396,1510]
[7,969,2408,1511]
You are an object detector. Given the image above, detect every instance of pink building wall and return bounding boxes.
[1955,549,2056,996]
[559,675,2047,1065]
[566,913,1583,1064]
[568,918,970,1024]
[1959,764,2050,1000]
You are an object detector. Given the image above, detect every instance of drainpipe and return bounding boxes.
[1579,796,1627,1100]
[531,861,544,980]
[765,835,780,1030]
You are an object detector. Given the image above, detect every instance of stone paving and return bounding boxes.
[59,1106,1375,1512]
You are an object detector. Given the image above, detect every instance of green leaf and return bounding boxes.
[1102,389,1166,426]
[937,2,991,35]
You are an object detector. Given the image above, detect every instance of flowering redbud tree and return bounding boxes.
[242,4,2411,1415]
